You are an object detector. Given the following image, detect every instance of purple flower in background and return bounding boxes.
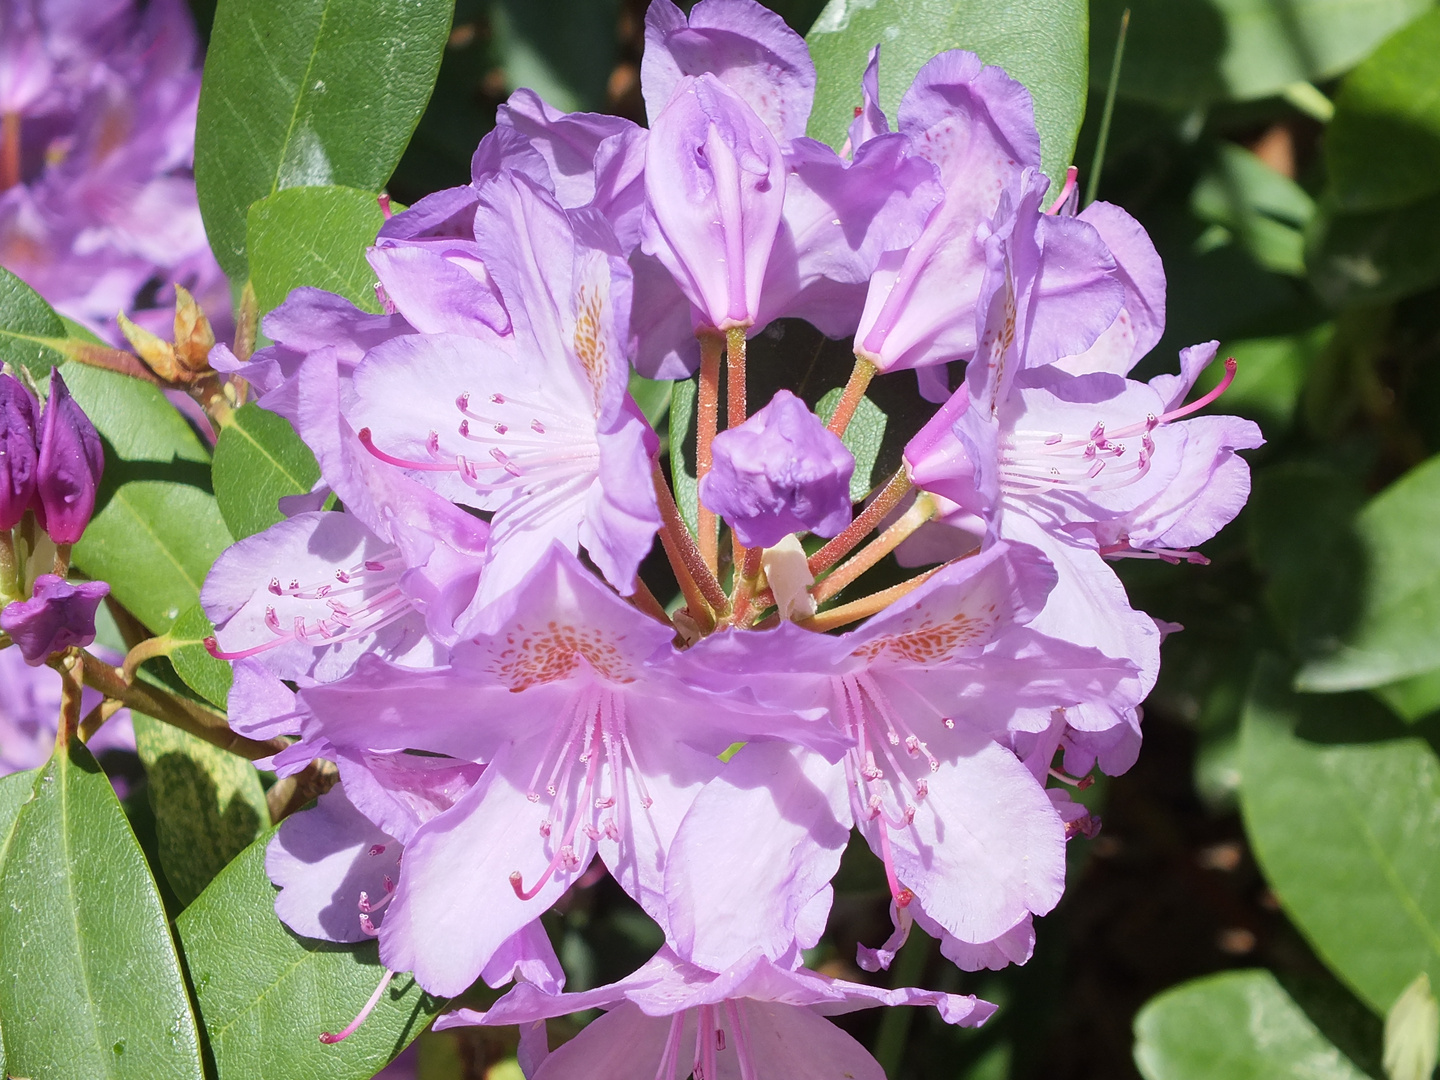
[0,372,39,531]
[699,389,853,547]
[35,367,102,544]
[2,572,107,663]
[436,946,993,1080]
[0,0,228,343]
[0,643,132,775]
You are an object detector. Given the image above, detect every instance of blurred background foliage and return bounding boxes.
[110,0,1439,1076]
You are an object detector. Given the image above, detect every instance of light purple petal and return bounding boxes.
[664,741,850,970]
[641,0,815,140]
[266,783,403,943]
[846,45,889,153]
[642,73,785,331]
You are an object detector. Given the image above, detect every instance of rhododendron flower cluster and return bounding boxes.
[0,0,226,343]
[201,0,1261,1071]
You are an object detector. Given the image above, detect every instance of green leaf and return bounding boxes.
[817,387,887,501]
[490,0,620,113]
[806,0,1087,188]
[1375,667,1440,724]
[213,402,322,540]
[247,185,387,315]
[1296,453,1440,692]
[1306,197,1440,308]
[0,266,70,379]
[166,604,235,709]
[1240,656,1440,1013]
[1091,0,1430,108]
[0,740,205,1079]
[629,371,673,432]
[1327,9,1440,213]
[194,0,453,280]
[79,482,235,634]
[1134,969,1370,1080]
[669,377,700,534]
[132,712,267,906]
[61,362,234,633]
[0,768,38,876]
[177,827,443,1078]
[1191,143,1315,277]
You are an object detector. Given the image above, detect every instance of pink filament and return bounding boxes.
[319,968,395,1044]
[1045,166,1079,215]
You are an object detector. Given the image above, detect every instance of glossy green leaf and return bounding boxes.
[213,402,322,540]
[1296,453,1440,692]
[1240,657,1440,1013]
[61,362,234,634]
[166,604,235,709]
[1327,9,1440,213]
[817,386,887,501]
[490,0,620,113]
[0,740,205,1079]
[177,827,443,1079]
[1134,969,1370,1080]
[132,712,267,907]
[248,185,386,315]
[195,0,452,279]
[0,266,69,379]
[1091,0,1430,108]
[629,371,673,432]
[0,768,37,874]
[806,0,1087,187]
[670,376,700,534]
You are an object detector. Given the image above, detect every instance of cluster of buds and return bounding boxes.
[0,366,107,664]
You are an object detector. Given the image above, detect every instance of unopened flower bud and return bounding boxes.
[35,369,104,544]
[0,574,108,664]
[0,373,40,530]
[172,284,215,373]
[117,310,184,381]
[699,389,853,548]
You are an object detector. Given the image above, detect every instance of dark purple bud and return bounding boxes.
[1,574,109,665]
[35,369,103,545]
[699,389,854,549]
[0,374,40,530]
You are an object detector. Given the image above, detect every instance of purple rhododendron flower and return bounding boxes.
[668,543,1139,970]
[34,367,102,544]
[348,171,660,604]
[1,572,107,663]
[176,1,1265,1057]
[292,545,844,995]
[437,946,993,1080]
[0,0,228,343]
